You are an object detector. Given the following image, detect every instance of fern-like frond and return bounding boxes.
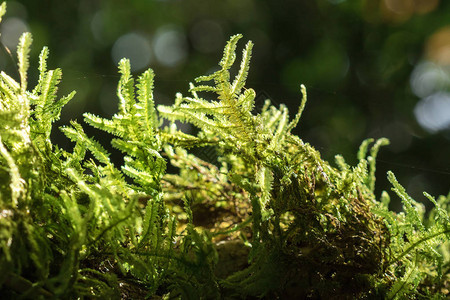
[387,259,421,300]
[425,192,450,225]
[12,45,77,149]
[367,138,389,192]
[117,58,135,115]
[158,36,261,156]
[357,138,374,161]
[285,84,307,133]
[85,59,160,148]
[31,47,49,95]
[17,32,32,93]
[35,68,61,113]
[136,68,157,139]
[381,171,450,298]
[268,104,289,151]
[219,34,241,71]
[45,91,75,123]
[231,39,253,96]
[84,113,126,137]
[61,121,112,166]
[159,129,213,148]
[255,165,274,226]
[0,71,20,100]
[388,171,425,232]
[0,136,24,206]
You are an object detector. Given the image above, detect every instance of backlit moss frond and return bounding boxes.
[381,172,450,298]
[84,59,165,196]
[158,34,258,153]
[17,32,32,93]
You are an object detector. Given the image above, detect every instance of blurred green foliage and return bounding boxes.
[1,0,449,206]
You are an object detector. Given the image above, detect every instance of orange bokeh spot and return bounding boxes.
[414,0,439,15]
[379,0,439,23]
[381,0,415,22]
[426,26,450,66]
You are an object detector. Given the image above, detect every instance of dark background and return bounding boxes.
[1,0,449,211]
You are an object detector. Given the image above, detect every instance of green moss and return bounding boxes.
[0,3,449,298]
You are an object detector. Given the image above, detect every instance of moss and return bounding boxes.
[0,3,449,298]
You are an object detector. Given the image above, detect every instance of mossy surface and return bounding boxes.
[0,3,449,299]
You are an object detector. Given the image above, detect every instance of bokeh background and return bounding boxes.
[1,0,449,210]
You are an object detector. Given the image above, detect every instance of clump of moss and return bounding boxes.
[0,2,449,298]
